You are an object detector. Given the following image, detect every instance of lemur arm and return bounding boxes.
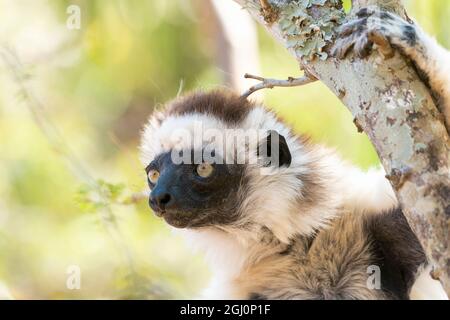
[332,6,450,130]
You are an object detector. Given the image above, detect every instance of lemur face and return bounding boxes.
[145,150,245,228]
[140,90,297,232]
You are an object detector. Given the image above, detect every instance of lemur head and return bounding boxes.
[140,89,333,242]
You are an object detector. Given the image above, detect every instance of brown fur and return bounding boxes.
[233,211,387,299]
[166,89,255,125]
[366,209,426,299]
[294,148,333,210]
[229,209,426,300]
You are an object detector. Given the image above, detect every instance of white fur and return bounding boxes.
[140,113,226,164]
[410,265,448,300]
[174,228,248,299]
[337,166,398,215]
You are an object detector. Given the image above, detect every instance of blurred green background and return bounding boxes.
[0,0,448,299]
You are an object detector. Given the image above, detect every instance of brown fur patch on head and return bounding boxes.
[166,89,255,125]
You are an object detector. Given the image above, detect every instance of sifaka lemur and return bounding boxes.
[139,6,449,299]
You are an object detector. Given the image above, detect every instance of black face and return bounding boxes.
[145,151,246,229]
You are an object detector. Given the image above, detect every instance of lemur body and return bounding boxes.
[141,90,445,299]
[140,7,449,299]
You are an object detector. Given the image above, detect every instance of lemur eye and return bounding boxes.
[147,169,160,184]
[196,163,214,178]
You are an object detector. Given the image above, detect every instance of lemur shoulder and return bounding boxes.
[140,7,449,300]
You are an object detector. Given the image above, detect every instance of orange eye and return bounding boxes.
[196,163,214,178]
[147,169,160,184]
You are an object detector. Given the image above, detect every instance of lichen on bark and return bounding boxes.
[275,0,345,60]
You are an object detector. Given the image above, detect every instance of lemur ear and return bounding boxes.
[257,130,292,167]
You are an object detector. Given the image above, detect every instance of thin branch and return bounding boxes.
[241,73,317,98]
[120,190,149,205]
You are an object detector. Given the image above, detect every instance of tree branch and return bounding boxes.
[233,0,450,295]
[241,73,317,98]
[259,0,279,23]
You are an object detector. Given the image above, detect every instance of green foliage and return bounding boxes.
[76,180,125,213]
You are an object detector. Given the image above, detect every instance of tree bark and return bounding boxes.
[232,0,450,295]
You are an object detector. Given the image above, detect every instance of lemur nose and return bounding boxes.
[149,191,173,214]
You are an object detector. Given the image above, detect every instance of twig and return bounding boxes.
[242,73,317,98]
[120,191,149,205]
